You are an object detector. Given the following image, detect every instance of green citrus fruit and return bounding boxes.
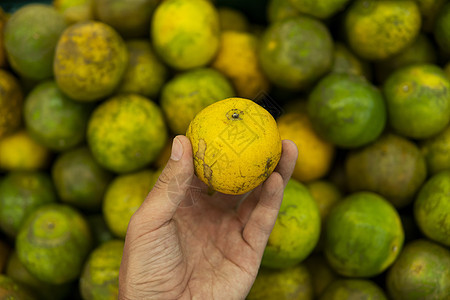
[319,279,387,300]
[420,125,450,175]
[267,0,299,23]
[262,179,321,268]
[54,21,128,101]
[24,80,92,151]
[383,64,450,139]
[103,170,156,238]
[161,68,234,134]
[80,239,124,300]
[304,253,339,298]
[259,16,333,90]
[386,239,450,300]
[324,192,404,277]
[0,69,23,139]
[331,43,371,79]
[117,40,168,99]
[152,0,220,70]
[0,275,35,300]
[414,171,450,247]
[87,93,167,173]
[0,172,57,237]
[247,264,313,300]
[345,133,427,208]
[94,0,158,38]
[344,0,421,60]
[434,2,450,54]
[86,215,114,247]
[4,4,66,80]
[52,147,112,211]
[16,204,92,284]
[289,0,351,19]
[53,0,94,24]
[308,73,386,148]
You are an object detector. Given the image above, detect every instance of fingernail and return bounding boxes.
[171,137,183,161]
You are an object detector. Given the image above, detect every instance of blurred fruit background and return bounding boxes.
[0,0,449,299]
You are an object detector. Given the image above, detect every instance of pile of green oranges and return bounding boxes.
[0,0,449,299]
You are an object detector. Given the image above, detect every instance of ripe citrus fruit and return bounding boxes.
[152,0,220,70]
[414,171,450,247]
[87,93,167,173]
[0,275,34,300]
[212,31,270,99]
[94,0,158,38]
[345,134,427,208]
[0,172,57,237]
[304,253,339,298]
[161,68,234,134]
[117,40,168,99]
[0,130,50,171]
[434,2,450,54]
[103,169,156,238]
[24,81,92,151]
[52,147,112,211]
[218,7,249,32]
[53,0,94,24]
[262,179,320,268]
[0,69,23,139]
[54,21,128,101]
[289,0,350,19]
[4,4,66,80]
[80,239,124,300]
[308,73,386,148]
[259,16,333,90]
[247,264,313,300]
[319,279,387,300]
[277,112,335,182]
[383,64,450,139]
[331,43,371,79]
[186,97,281,195]
[324,192,404,277]
[386,239,450,300]
[267,0,299,23]
[344,0,421,60]
[16,204,92,284]
[420,125,450,175]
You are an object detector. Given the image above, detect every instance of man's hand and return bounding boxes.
[119,135,298,299]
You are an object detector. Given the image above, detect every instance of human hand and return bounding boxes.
[119,135,298,299]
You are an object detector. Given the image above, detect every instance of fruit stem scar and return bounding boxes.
[232,113,239,119]
[47,222,55,229]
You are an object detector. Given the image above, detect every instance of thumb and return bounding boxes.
[135,135,194,225]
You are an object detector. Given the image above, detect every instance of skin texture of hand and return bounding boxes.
[119,135,298,300]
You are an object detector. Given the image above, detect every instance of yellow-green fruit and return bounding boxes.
[345,0,421,60]
[87,94,167,173]
[247,264,313,300]
[4,4,67,80]
[262,179,321,268]
[95,0,158,38]
[267,0,300,23]
[117,40,168,99]
[16,204,92,284]
[383,64,450,139]
[331,43,371,79]
[434,2,450,54]
[304,253,339,298]
[306,180,342,222]
[152,0,220,70]
[24,81,92,151]
[345,134,427,208]
[289,0,351,19]
[259,16,333,90]
[414,171,450,247]
[53,0,94,24]
[277,112,335,182]
[421,125,450,175]
[6,252,71,300]
[80,240,124,300]
[161,68,234,134]
[0,172,57,237]
[52,147,112,211]
[0,130,50,171]
[0,69,23,139]
[54,21,128,101]
[212,31,270,99]
[218,7,249,32]
[186,98,282,195]
[324,192,404,277]
[0,275,35,300]
[319,279,387,300]
[386,239,450,300]
[103,170,155,238]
